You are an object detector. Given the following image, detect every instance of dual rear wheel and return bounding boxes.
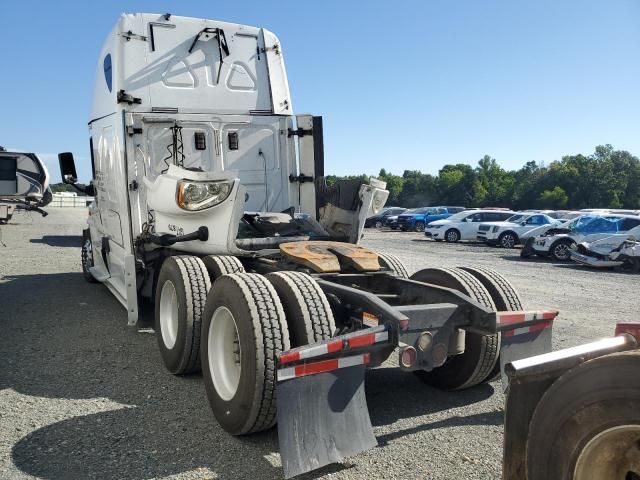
[155,255,335,435]
[410,266,522,389]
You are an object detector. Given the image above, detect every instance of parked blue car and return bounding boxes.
[396,206,464,232]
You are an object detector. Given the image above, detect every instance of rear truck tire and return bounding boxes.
[445,228,460,243]
[81,231,98,283]
[549,238,576,261]
[458,266,523,382]
[410,267,499,390]
[499,231,519,249]
[526,351,640,480]
[265,271,335,347]
[377,252,410,278]
[414,221,426,232]
[155,256,211,375]
[202,255,244,282]
[201,273,290,435]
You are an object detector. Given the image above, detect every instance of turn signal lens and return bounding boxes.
[176,180,233,211]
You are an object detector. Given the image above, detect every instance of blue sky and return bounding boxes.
[2,0,639,182]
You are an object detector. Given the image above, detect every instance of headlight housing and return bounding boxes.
[176,179,233,211]
[492,226,500,233]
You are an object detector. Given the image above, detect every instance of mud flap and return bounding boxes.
[498,311,558,391]
[277,364,377,479]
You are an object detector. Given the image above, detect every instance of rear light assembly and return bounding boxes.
[400,346,417,368]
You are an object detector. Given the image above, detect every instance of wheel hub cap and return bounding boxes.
[209,306,241,401]
[159,280,179,349]
[574,425,640,480]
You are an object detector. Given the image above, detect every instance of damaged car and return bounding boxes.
[527,214,640,261]
[569,226,640,272]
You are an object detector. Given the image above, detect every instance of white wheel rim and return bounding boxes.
[159,280,179,349]
[209,306,241,401]
[447,231,457,241]
[574,425,640,480]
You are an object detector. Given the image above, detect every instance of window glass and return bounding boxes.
[447,211,473,221]
[103,54,113,92]
[498,212,513,220]
[621,218,640,231]
[0,156,17,181]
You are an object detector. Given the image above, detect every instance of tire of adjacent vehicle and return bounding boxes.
[410,267,499,390]
[201,273,290,435]
[526,351,640,480]
[155,256,211,375]
[499,231,518,249]
[549,238,575,261]
[202,255,244,281]
[414,221,426,232]
[378,252,410,278]
[375,220,383,229]
[445,228,460,243]
[458,266,523,382]
[81,230,98,283]
[520,237,536,258]
[265,271,335,347]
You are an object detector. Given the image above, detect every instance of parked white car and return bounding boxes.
[477,213,559,248]
[531,214,640,261]
[425,209,516,242]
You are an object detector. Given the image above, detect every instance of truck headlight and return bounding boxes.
[176,179,233,211]
[492,226,499,233]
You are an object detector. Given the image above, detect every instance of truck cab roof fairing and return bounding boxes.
[89,13,292,123]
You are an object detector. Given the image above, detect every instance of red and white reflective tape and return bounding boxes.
[503,321,553,338]
[277,353,370,381]
[278,328,388,366]
[497,310,558,338]
[498,310,559,324]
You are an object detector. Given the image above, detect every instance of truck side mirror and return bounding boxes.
[58,152,78,184]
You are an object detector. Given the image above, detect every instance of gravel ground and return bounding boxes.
[1,209,637,480]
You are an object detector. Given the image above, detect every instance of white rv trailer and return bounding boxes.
[59,13,561,478]
[0,148,51,222]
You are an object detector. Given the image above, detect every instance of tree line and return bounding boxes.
[326,145,640,210]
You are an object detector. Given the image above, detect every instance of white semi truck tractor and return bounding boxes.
[57,13,640,479]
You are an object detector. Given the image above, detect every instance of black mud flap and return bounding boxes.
[276,364,377,478]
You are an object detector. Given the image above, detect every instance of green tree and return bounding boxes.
[538,186,568,209]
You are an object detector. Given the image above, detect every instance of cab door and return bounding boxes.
[89,117,131,305]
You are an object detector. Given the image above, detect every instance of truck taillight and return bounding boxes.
[615,322,640,341]
[400,346,417,368]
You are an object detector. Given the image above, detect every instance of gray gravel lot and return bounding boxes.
[1,208,637,479]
